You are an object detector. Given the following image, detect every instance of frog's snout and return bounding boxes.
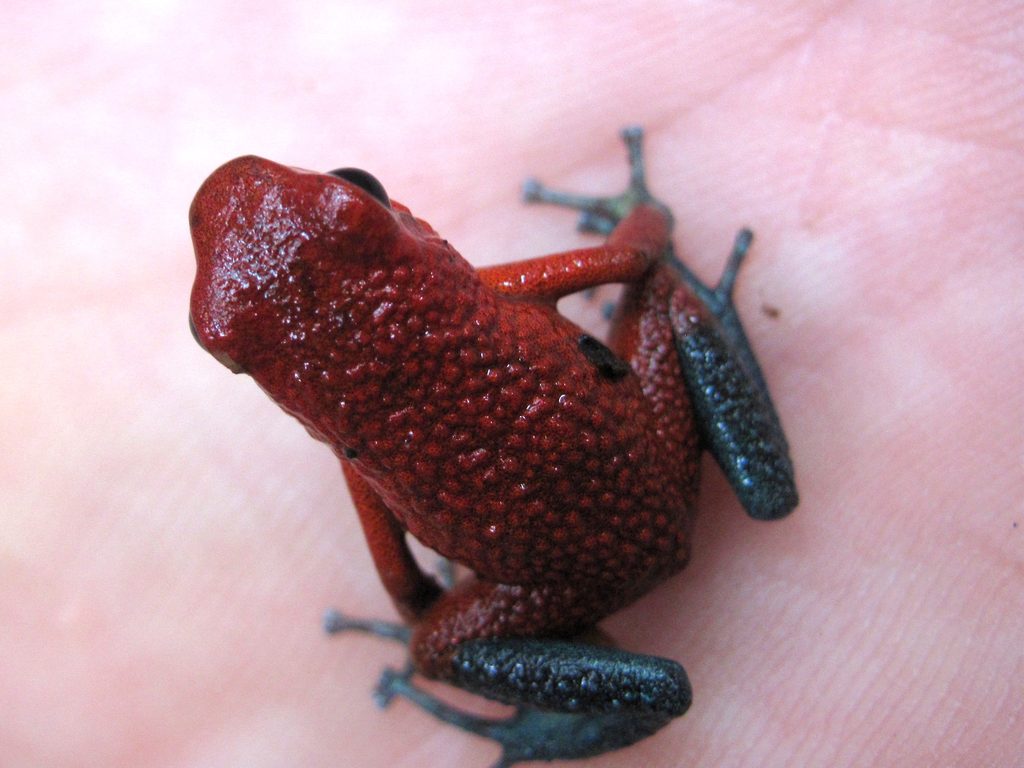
[189,312,245,374]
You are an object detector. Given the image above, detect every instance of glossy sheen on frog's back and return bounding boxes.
[349,289,699,588]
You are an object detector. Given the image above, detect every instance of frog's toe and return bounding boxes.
[322,607,410,643]
[374,663,414,708]
[577,208,619,236]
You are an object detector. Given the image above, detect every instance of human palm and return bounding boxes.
[3,3,1021,767]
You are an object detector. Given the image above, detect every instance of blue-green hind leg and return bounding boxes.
[375,666,678,768]
[668,230,799,520]
[666,230,778,410]
[324,609,690,766]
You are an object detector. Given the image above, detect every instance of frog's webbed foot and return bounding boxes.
[377,662,680,768]
[523,126,672,235]
[324,609,690,766]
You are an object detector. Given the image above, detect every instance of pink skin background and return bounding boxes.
[2,2,1022,766]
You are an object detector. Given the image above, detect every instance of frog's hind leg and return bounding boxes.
[669,255,799,521]
[524,127,797,521]
[410,581,689,764]
[324,582,691,766]
[437,636,689,766]
[373,645,684,768]
[667,229,777,408]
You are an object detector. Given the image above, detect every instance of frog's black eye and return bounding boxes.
[328,168,391,208]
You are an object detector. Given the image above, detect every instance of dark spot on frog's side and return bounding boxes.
[578,334,631,381]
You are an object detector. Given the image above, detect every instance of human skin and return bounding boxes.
[1,2,1022,767]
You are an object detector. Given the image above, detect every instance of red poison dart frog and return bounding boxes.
[189,128,798,766]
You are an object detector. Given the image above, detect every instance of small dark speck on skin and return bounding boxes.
[578,334,631,381]
[762,304,781,319]
[1014,521,1019,529]
[343,447,358,460]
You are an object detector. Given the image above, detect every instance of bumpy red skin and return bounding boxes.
[190,157,702,678]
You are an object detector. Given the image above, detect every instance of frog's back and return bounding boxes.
[365,283,701,595]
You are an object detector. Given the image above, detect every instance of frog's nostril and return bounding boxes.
[188,313,204,349]
[213,349,246,374]
[190,311,245,373]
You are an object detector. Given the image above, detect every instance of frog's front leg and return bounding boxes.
[340,463,442,621]
[476,202,669,302]
[522,125,671,236]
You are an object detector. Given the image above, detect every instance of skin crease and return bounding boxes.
[1,2,1022,767]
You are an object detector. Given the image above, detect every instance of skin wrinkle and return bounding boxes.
[872,1,1024,61]
[846,41,1023,153]
[655,2,852,125]
[728,11,1022,155]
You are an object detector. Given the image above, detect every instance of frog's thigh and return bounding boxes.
[410,580,690,717]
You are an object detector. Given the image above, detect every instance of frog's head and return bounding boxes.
[189,156,485,444]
